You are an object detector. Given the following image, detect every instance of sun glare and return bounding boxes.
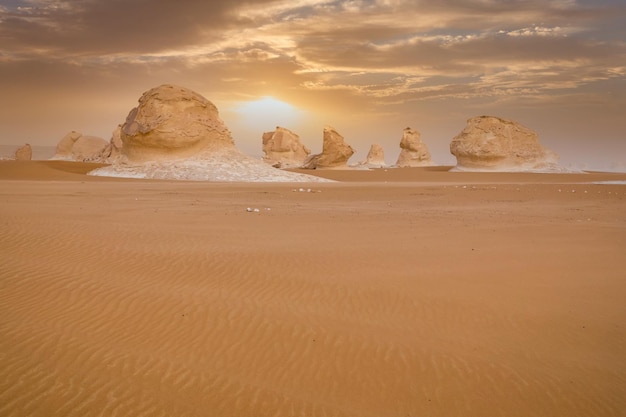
[235,97,303,129]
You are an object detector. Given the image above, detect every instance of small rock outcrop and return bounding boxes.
[262,126,310,168]
[14,144,32,161]
[395,128,433,167]
[52,131,108,162]
[302,126,354,169]
[450,116,561,172]
[120,84,235,162]
[359,144,386,168]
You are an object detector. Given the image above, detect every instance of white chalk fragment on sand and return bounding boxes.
[293,188,320,193]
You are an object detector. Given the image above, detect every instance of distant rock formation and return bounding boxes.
[262,126,310,168]
[450,116,562,172]
[14,144,32,161]
[359,144,386,168]
[302,126,354,169]
[52,131,108,162]
[395,127,433,167]
[90,84,329,182]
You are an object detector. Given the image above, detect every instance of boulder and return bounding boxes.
[395,128,433,167]
[262,126,310,168]
[52,131,108,162]
[14,144,32,161]
[360,144,386,168]
[72,136,109,162]
[120,84,235,162]
[450,116,561,172]
[302,126,354,169]
[54,131,83,159]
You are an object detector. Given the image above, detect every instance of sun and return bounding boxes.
[235,96,303,129]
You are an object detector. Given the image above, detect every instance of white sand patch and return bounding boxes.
[88,148,332,182]
[449,163,582,173]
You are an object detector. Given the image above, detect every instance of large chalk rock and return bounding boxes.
[262,126,311,168]
[450,116,561,172]
[360,144,386,168]
[89,85,330,182]
[52,131,108,162]
[120,84,235,162]
[302,126,354,169]
[395,128,433,167]
[14,144,32,161]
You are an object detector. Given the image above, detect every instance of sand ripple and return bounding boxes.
[1,179,625,416]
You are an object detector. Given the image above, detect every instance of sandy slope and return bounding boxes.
[1,161,625,417]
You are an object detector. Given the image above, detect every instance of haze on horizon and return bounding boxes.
[1,0,625,170]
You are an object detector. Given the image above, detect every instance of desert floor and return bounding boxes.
[1,161,625,417]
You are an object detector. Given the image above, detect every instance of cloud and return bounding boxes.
[0,0,624,148]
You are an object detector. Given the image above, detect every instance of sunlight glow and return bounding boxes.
[235,97,303,129]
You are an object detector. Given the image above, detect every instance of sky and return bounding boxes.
[1,0,625,169]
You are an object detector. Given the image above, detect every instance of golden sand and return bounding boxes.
[1,161,625,416]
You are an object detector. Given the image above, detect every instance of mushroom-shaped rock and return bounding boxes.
[302,126,354,169]
[450,116,561,172]
[52,131,108,162]
[120,84,235,162]
[360,144,386,168]
[262,126,311,168]
[14,144,32,161]
[89,85,330,182]
[395,128,433,167]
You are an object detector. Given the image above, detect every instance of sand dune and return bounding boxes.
[1,161,625,416]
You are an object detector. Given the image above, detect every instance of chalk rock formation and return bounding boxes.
[302,126,354,169]
[450,116,561,172]
[360,144,386,168]
[98,125,124,162]
[262,126,310,168]
[89,85,329,182]
[395,128,433,167]
[52,131,108,162]
[120,84,235,162]
[15,144,32,161]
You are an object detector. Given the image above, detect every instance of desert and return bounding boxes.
[1,159,625,417]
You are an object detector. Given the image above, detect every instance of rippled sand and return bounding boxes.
[1,161,625,416]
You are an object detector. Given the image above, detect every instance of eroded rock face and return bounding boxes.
[52,131,108,162]
[120,84,235,162]
[450,116,560,172]
[302,126,354,169]
[98,125,124,163]
[360,144,386,168]
[395,128,433,167]
[15,144,32,161]
[262,126,310,168]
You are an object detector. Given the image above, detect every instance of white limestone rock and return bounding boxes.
[395,127,433,167]
[262,126,311,168]
[302,126,354,169]
[14,143,32,161]
[359,144,386,168]
[450,116,563,172]
[52,131,108,162]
